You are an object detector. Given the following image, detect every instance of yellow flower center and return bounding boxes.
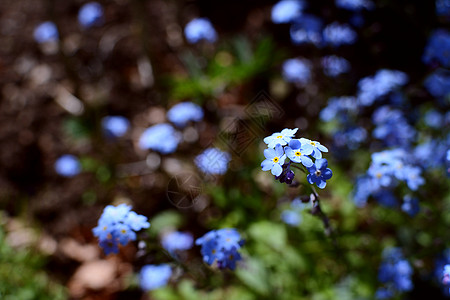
[103,226,108,231]
[121,229,127,234]
[276,135,283,139]
[310,142,316,146]
[273,157,279,163]
[376,173,382,178]
[212,249,216,254]
[295,151,302,156]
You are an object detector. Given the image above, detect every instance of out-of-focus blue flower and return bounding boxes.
[195,148,231,175]
[436,0,450,17]
[403,166,425,191]
[285,139,313,167]
[264,128,298,148]
[375,287,394,299]
[323,22,357,47]
[414,139,448,170]
[372,106,415,147]
[101,116,130,138]
[54,155,81,177]
[261,144,286,176]
[353,176,374,207]
[78,2,104,28]
[34,21,58,43]
[424,109,444,128]
[140,264,172,291]
[195,228,244,270]
[167,102,204,128]
[335,0,374,11]
[271,0,305,24]
[320,96,358,122]
[321,55,351,77]
[138,123,181,154]
[92,204,150,255]
[443,264,450,285]
[377,247,413,296]
[332,126,367,151]
[290,14,323,46]
[307,158,333,189]
[184,18,217,44]
[401,195,420,216]
[373,189,398,207]
[357,69,408,106]
[282,58,312,84]
[424,68,450,99]
[299,138,329,159]
[423,29,450,68]
[281,210,301,226]
[161,231,194,254]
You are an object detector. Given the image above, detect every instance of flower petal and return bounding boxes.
[317,144,328,152]
[289,139,301,149]
[312,150,322,159]
[261,159,273,171]
[301,156,313,168]
[322,168,333,180]
[315,158,328,170]
[271,163,283,176]
[264,148,276,159]
[275,144,284,156]
[301,144,314,155]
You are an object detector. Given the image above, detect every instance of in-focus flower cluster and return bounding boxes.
[92,204,150,255]
[195,228,244,270]
[376,248,413,299]
[261,128,332,189]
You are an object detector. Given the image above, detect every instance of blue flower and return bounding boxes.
[167,102,204,128]
[401,195,420,216]
[335,0,374,11]
[54,155,81,177]
[403,166,424,191]
[281,210,301,226]
[375,287,394,299]
[263,128,298,148]
[357,69,408,106]
[92,204,150,255]
[321,55,351,77]
[372,106,415,147]
[195,228,244,270]
[377,247,413,295]
[161,231,194,254]
[307,159,333,189]
[261,144,287,176]
[195,148,231,175]
[319,96,358,122]
[443,264,450,285]
[34,21,58,44]
[101,116,130,139]
[78,2,104,28]
[140,264,172,291]
[423,29,450,68]
[285,139,313,167]
[322,22,357,47]
[282,58,312,84]
[184,18,217,44]
[299,138,329,159]
[436,0,450,17]
[290,14,323,46]
[138,123,181,154]
[424,68,450,99]
[271,0,305,24]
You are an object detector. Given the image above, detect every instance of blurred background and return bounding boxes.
[0,0,449,299]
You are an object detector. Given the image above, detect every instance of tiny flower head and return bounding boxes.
[261,144,286,176]
[184,18,217,44]
[54,154,81,177]
[307,158,333,189]
[263,128,298,148]
[140,264,172,291]
[299,138,328,159]
[285,139,314,167]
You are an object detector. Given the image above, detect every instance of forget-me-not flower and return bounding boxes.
[323,22,357,47]
[282,58,312,84]
[161,231,194,254]
[195,148,231,175]
[307,158,333,189]
[78,2,104,28]
[285,139,314,167]
[138,123,181,154]
[184,18,217,44]
[140,264,172,291]
[34,21,58,44]
[167,102,204,128]
[271,0,305,24]
[264,128,298,148]
[261,144,286,176]
[290,14,323,46]
[55,155,81,177]
[102,116,130,138]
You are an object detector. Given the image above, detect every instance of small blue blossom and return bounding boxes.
[372,106,415,147]
[436,0,450,17]
[184,18,217,44]
[373,189,398,207]
[261,144,287,176]
[263,128,298,148]
[323,22,357,47]
[34,21,58,44]
[335,0,374,11]
[299,138,329,159]
[443,264,450,286]
[161,231,194,254]
[424,68,450,99]
[375,287,394,299]
[357,69,408,106]
[332,126,367,151]
[377,247,413,296]
[195,148,231,175]
[54,155,81,177]
[282,58,312,84]
[195,228,244,270]
[401,195,420,216]
[92,204,150,255]
[307,159,333,189]
[290,14,323,46]
[320,96,358,122]
[271,0,305,24]
[78,2,104,28]
[138,123,181,154]
[321,55,351,77]
[281,210,301,226]
[101,116,130,138]
[424,109,444,128]
[423,29,450,68]
[353,176,374,207]
[140,264,172,291]
[285,139,314,167]
[167,102,204,128]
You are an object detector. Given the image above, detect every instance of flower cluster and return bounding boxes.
[376,248,413,299]
[321,55,351,77]
[195,228,244,270]
[92,204,150,255]
[322,22,357,47]
[195,147,231,175]
[140,264,172,291]
[261,128,332,189]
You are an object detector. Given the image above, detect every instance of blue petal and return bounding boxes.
[261,159,273,171]
[312,149,322,159]
[322,168,333,180]
[299,138,310,145]
[289,139,301,149]
[271,164,283,176]
[301,156,313,167]
[307,164,316,174]
[307,174,314,184]
[317,179,327,189]
[315,158,328,170]
[275,144,284,156]
[279,154,287,165]
[264,148,276,159]
[317,144,328,152]
[301,143,314,155]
